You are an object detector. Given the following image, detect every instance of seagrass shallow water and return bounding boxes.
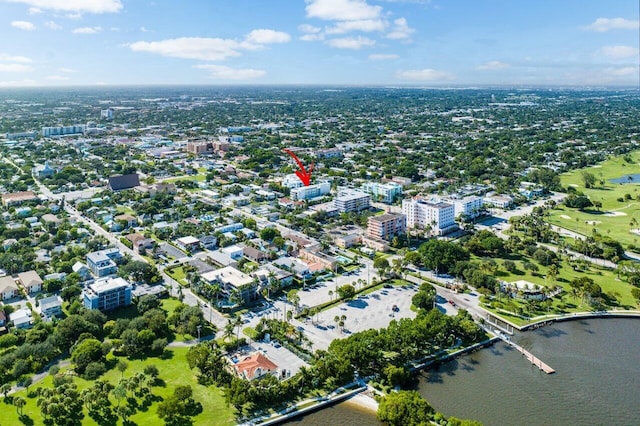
[294,318,640,426]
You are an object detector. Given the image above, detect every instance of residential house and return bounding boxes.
[254,264,294,290]
[17,270,43,294]
[176,236,201,252]
[273,257,311,279]
[39,295,63,318]
[72,261,92,280]
[0,276,19,300]
[0,310,6,328]
[243,246,269,263]
[86,247,122,277]
[114,214,138,229]
[233,352,279,381]
[10,308,32,329]
[221,245,244,260]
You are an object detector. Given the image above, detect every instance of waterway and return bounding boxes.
[294,318,640,426]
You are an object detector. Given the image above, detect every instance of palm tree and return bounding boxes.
[1,383,11,398]
[13,396,26,417]
[223,320,235,342]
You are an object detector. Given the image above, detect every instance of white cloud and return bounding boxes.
[301,33,325,41]
[58,67,76,73]
[194,64,266,80]
[386,17,414,40]
[130,29,290,61]
[140,26,151,33]
[73,26,102,34]
[46,75,70,81]
[45,21,62,30]
[0,63,33,72]
[299,24,322,34]
[244,29,291,45]
[396,68,455,81]
[599,45,639,60]
[607,66,636,76]
[0,54,32,63]
[7,0,123,14]
[11,21,36,31]
[326,19,386,34]
[27,7,41,14]
[0,79,36,87]
[326,36,375,49]
[368,53,399,60]
[584,17,639,32]
[130,37,242,61]
[306,0,382,21]
[477,60,510,70]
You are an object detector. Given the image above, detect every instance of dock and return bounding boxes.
[499,335,555,374]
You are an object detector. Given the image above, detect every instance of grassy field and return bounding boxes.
[165,265,188,286]
[475,251,639,325]
[1,346,235,426]
[547,151,640,248]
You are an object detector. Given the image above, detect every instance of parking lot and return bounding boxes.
[294,284,419,351]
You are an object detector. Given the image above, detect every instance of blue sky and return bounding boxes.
[0,0,638,86]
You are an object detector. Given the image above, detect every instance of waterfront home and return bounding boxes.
[233,352,279,381]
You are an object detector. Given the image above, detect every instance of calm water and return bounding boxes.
[294,319,640,426]
[609,174,640,183]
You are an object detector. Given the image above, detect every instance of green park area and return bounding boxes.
[1,346,234,426]
[547,151,640,249]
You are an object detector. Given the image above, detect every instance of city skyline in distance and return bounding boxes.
[0,0,638,87]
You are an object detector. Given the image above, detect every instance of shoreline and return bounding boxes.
[343,392,380,414]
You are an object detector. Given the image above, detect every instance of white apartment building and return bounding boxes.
[290,181,331,201]
[282,174,304,189]
[402,198,457,235]
[361,182,403,204]
[444,195,484,220]
[334,188,371,213]
[41,125,86,137]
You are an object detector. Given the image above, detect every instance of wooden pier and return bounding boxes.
[499,336,555,374]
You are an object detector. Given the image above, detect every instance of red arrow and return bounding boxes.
[283,148,314,186]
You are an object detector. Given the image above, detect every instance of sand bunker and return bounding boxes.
[585,220,601,225]
[560,214,571,219]
[592,165,602,168]
[604,211,627,217]
[568,184,579,187]
[631,229,640,236]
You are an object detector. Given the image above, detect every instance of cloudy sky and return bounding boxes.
[0,0,638,86]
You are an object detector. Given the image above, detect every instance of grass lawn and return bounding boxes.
[547,150,640,248]
[165,265,188,286]
[2,346,235,426]
[163,174,207,183]
[478,252,639,325]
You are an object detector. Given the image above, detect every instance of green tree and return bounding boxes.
[71,338,105,376]
[377,390,434,426]
[337,284,356,301]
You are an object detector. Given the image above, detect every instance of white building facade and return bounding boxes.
[361,182,402,204]
[291,181,331,201]
[402,198,456,235]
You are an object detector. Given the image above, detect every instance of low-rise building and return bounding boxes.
[176,236,201,252]
[83,277,133,311]
[1,191,38,207]
[86,247,122,278]
[233,352,279,381]
[483,193,515,209]
[10,308,32,329]
[201,266,257,304]
[254,264,294,290]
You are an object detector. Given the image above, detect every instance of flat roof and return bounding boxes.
[89,277,131,293]
[177,236,200,245]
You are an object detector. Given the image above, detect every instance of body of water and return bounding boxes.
[294,318,640,426]
[609,174,640,183]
